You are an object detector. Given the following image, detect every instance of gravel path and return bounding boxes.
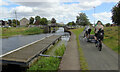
[79,32,118,70]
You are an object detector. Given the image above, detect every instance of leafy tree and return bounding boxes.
[67,22,72,26]
[76,13,90,26]
[51,18,56,24]
[40,18,48,25]
[105,23,111,27]
[35,16,41,21]
[12,19,20,27]
[67,21,76,26]
[8,19,12,26]
[112,1,120,25]
[35,16,41,25]
[29,17,34,24]
[72,21,76,26]
[1,20,5,26]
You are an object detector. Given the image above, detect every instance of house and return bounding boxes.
[20,18,29,26]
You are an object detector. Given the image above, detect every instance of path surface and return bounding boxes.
[79,32,118,70]
[59,32,80,70]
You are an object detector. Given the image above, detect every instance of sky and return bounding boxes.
[0,0,118,24]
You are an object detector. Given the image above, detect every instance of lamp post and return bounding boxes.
[93,6,96,26]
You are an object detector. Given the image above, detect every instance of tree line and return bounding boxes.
[28,16,56,26]
[2,16,56,27]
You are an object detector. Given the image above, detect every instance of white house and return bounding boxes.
[20,18,29,26]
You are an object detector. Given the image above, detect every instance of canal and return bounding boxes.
[1,27,69,55]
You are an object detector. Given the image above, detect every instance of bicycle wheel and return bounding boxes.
[98,41,102,51]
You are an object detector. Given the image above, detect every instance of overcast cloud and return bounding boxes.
[0,0,118,24]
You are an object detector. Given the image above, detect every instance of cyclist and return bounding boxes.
[94,21,104,46]
[84,25,91,39]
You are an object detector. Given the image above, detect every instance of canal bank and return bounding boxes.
[27,33,70,71]
[1,27,71,72]
[1,27,68,55]
[1,35,62,72]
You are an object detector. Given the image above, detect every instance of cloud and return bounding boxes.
[13,6,33,13]
[8,2,79,23]
[1,0,118,23]
[93,12,112,24]
[0,0,9,6]
[0,7,14,20]
[9,0,118,2]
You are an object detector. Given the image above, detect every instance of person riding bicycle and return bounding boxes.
[94,21,104,46]
[84,25,91,38]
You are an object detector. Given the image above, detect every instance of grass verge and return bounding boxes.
[70,28,88,70]
[27,57,60,71]
[27,44,66,71]
[55,44,66,56]
[103,26,119,54]
[1,27,43,38]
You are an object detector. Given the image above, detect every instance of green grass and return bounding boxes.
[70,28,88,70]
[27,44,66,71]
[90,28,95,35]
[1,27,43,38]
[54,44,66,56]
[23,27,43,35]
[27,57,60,71]
[103,26,119,54]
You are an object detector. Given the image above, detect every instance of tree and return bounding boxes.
[1,20,5,26]
[8,19,12,26]
[51,18,56,24]
[112,1,120,25]
[35,16,41,25]
[105,23,111,27]
[76,13,90,26]
[67,22,73,26]
[40,18,48,25]
[67,21,75,26]
[72,21,76,26]
[29,17,34,24]
[12,19,20,27]
[35,16,40,21]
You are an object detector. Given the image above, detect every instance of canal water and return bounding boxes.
[1,27,70,55]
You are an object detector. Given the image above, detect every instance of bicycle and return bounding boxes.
[96,38,102,51]
[95,29,104,51]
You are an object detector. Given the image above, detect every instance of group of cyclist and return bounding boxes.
[84,20,104,48]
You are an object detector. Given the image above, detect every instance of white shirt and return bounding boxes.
[95,24,103,33]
